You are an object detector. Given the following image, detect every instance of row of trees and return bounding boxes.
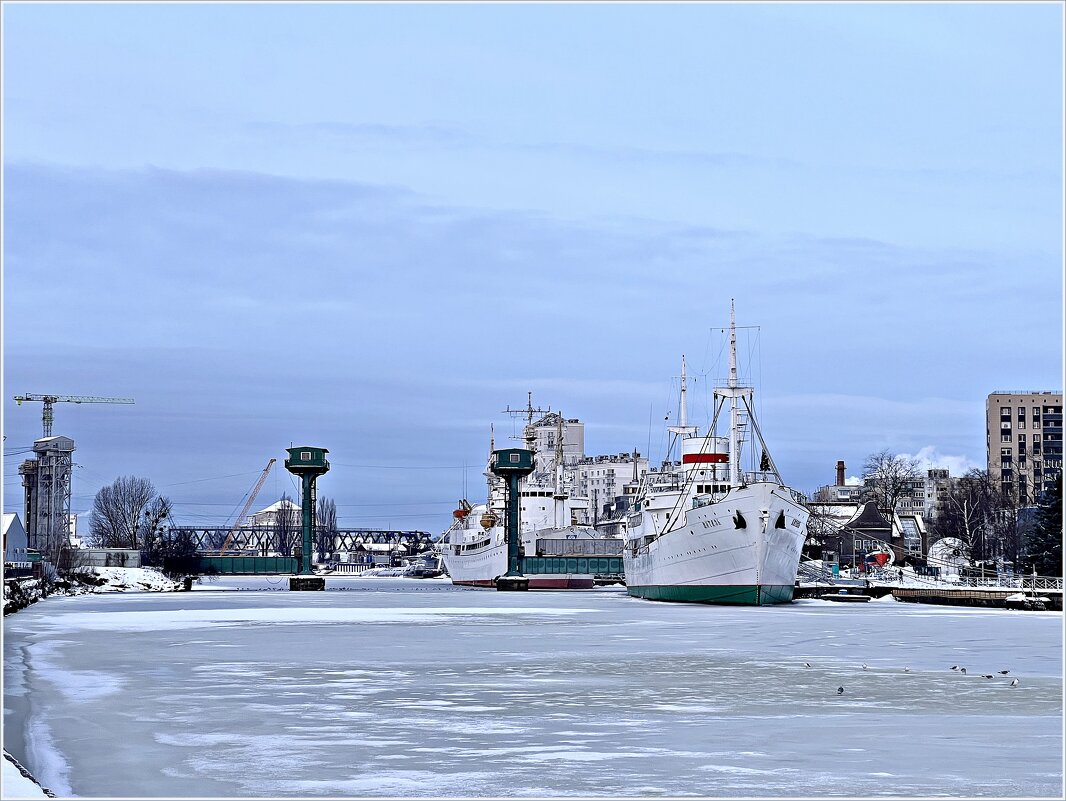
[260,493,339,560]
[848,449,1062,575]
[84,477,343,571]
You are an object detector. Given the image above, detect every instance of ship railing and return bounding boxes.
[862,571,1063,592]
[796,561,836,584]
[952,574,1063,591]
[535,538,625,557]
[645,474,686,492]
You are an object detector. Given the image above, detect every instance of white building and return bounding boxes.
[576,451,648,522]
[527,412,586,466]
[248,499,301,527]
[3,513,29,562]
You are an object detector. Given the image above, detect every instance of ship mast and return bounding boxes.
[728,303,740,487]
[554,412,566,528]
[715,300,753,489]
[668,354,698,454]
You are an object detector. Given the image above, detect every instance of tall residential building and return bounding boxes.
[986,391,1063,504]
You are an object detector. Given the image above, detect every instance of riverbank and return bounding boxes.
[3,750,51,799]
[3,567,182,615]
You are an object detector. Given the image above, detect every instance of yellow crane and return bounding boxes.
[13,393,135,437]
[219,458,277,556]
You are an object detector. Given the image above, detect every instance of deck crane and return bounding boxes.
[219,458,277,556]
[13,393,135,438]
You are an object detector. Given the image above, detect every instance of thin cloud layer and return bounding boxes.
[4,161,1060,530]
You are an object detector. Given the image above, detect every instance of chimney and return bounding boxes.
[836,460,846,487]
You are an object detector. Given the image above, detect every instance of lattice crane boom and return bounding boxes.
[220,458,277,556]
[13,393,135,437]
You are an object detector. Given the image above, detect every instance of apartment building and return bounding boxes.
[576,451,649,521]
[986,390,1063,504]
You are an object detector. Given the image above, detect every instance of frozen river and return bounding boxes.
[3,577,1063,798]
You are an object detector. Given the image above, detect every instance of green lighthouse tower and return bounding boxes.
[285,445,329,591]
[489,447,535,591]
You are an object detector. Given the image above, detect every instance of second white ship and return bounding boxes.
[441,404,624,589]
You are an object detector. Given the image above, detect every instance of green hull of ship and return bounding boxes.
[627,584,795,605]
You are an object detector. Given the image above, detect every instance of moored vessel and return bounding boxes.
[622,302,810,605]
[441,402,624,589]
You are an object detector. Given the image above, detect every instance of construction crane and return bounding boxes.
[13,393,135,438]
[220,458,277,556]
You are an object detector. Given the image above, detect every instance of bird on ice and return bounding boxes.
[950,665,960,671]
[1010,679,1020,687]
[837,686,844,695]
[903,667,911,673]
[981,674,994,679]
[861,664,868,670]
[960,668,967,674]
[804,662,811,668]
[998,670,1010,675]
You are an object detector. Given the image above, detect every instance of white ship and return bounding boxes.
[622,303,810,604]
[441,406,624,589]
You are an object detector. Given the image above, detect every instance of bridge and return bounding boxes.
[169,527,433,574]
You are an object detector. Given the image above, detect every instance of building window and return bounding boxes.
[1018,421,1026,430]
[1000,407,1011,416]
[300,451,311,460]
[1001,448,1012,456]
[1001,433,1011,443]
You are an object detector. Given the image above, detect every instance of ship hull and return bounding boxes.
[451,575,596,590]
[441,524,610,590]
[623,483,808,606]
[625,583,794,605]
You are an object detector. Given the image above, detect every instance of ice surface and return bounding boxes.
[3,577,1062,798]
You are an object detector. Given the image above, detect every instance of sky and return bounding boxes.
[2,1,1063,535]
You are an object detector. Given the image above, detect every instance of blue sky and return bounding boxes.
[2,2,1062,533]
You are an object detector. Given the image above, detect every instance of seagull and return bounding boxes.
[861,663,869,670]
[998,670,1010,675]
[837,686,844,695]
[1010,679,1019,687]
[982,674,994,679]
[903,667,911,673]
[950,665,960,671]
[804,662,812,668]
[960,668,967,674]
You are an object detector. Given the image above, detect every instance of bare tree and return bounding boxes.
[273,493,299,555]
[88,476,158,548]
[139,496,173,561]
[929,469,1023,567]
[316,496,338,564]
[803,505,845,563]
[861,450,921,517]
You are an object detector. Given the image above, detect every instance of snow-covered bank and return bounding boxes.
[3,567,182,615]
[3,751,52,799]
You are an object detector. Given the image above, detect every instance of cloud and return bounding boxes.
[4,161,1060,526]
[898,446,983,477]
